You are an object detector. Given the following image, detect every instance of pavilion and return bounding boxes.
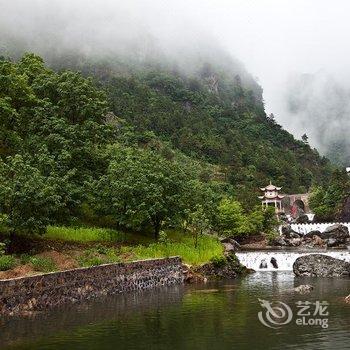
[259,182,284,212]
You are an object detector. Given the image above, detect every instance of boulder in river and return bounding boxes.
[293,254,350,277]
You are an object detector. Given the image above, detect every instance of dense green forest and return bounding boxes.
[0,53,334,239]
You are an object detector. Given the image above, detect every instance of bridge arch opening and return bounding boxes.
[291,199,306,218]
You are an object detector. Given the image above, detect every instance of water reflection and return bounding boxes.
[1,273,349,350]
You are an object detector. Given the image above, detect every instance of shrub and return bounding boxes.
[0,255,16,271]
[210,255,227,268]
[217,198,248,237]
[30,256,57,273]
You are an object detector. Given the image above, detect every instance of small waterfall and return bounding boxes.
[236,250,350,271]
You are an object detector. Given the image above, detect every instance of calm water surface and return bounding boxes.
[1,272,349,350]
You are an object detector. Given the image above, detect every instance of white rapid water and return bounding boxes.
[236,250,350,271]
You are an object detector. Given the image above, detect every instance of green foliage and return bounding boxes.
[217,199,276,237]
[77,251,105,267]
[0,155,61,234]
[217,198,248,236]
[0,54,113,234]
[44,226,128,243]
[29,256,57,272]
[0,255,16,271]
[77,247,121,267]
[104,68,333,200]
[309,169,350,221]
[93,145,197,239]
[0,242,7,255]
[0,53,333,239]
[128,234,223,266]
[188,204,211,248]
[210,255,227,268]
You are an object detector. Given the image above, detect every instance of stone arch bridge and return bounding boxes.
[281,193,311,218]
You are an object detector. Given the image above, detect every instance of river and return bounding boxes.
[1,270,350,349]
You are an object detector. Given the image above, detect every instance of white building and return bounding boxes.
[259,182,284,212]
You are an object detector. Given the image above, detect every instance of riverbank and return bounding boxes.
[0,227,224,280]
[0,257,183,316]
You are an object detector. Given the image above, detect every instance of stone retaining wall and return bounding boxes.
[0,257,183,316]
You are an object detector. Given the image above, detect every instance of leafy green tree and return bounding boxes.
[309,169,350,221]
[217,198,248,237]
[0,155,61,234]
[95,145,193,239]
[188,204,211,248]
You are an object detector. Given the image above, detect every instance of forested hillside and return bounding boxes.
[0,53,333,238]
[85,57,333,203]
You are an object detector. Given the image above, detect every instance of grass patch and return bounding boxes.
[44,226,130,243]
[126,234,223,266]
[29,256,57,273]
[77,246,121,267]
[0,255,17,271]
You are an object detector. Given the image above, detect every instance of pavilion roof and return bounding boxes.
[260,181,282,191]
[258,194,285,200]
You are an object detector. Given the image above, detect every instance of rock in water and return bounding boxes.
[259,259,268,269]
[293,254,350,277]
[270,257,278,269]
[294,285,314,294]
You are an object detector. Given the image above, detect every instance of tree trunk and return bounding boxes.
[153,220,161,241]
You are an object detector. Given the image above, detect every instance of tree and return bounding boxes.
[0,155,62,234]
[309,169,350,221]
[188,204,211,248]
[95,145,193,239]
[217,198,248,237]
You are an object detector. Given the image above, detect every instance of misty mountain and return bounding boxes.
[67,51,333,205]
[0,0,335,207]
[286,72,350,166]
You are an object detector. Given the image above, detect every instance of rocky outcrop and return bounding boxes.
[338,196,350,222]
[295,214,309,224]
[182,264,207,283]
[293,254,350,277]
[273,224,349,248]
[219,237,241,254]
[318,224,349,246]
[194,253,249,280]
